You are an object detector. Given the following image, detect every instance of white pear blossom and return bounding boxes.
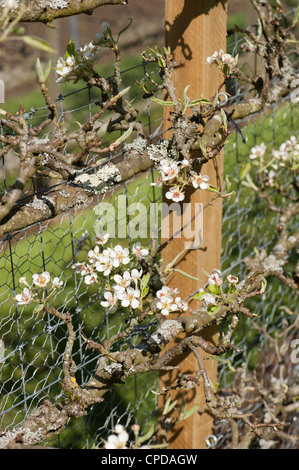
[15,288,32,305]
[272,136,299,168]
[208,272,223,286]
[202,292,216,306]
[105,425,129,449]
[130,268,143,281]
[72,262,94,277]
[156,286,173,300]
[150,175,163,188]
[221,53,235,64]
[52,277,63,288]
[173,297,188,311]
[191,173,210,189]
[32,272,51,287]
[95,232,109,246]
[227,274,239,284]
[88,245,103,264]
[113,271,131,290]
[19,276,29,287]
[249,143,266,159]
[77,42,96,61]
[159,159,180,181]
[206,50,238,75]
[118,287,140,309]
[165,186,185,202]
[84,273,98,285]
[207,50,224,64]
[156,297,176,316]
[95,257,114,276]
[101,291,118,312]
[132,243,149,259]
[113,245,130,266]
[55,56,76,82]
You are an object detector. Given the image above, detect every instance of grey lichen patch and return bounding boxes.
[124,136,147,154]
[147,139,177,163]
[151,319,183,345]
[103,362,122,374]
[25,198,49,213]
[31,136,50,145]
[0,426,44,448]
[58,189,70,198]
[46,0,68,9]
[74,164,122,194]
[263,254,285,273]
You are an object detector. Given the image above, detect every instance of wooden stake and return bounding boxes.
[159,0,227,449]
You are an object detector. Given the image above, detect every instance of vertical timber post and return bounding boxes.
[159,0,227,449]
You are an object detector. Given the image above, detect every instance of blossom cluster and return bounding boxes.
[55,42,98,83]
[14,272,63,306]
[102,424,150,450]
[155,285,188,316]
[248,136,299,187]
[74,233,189,316]
[272,135,299,170]
[72,233,151,313]
[195,272,239,315]
[206,50,238,77]
[104,424,129,449]
[151,157,211,202]
[55,22,115,83]
[249,142,266,160]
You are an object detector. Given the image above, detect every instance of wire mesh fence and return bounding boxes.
[0,14,298,448]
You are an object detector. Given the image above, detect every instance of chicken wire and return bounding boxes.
[0,24,298,449]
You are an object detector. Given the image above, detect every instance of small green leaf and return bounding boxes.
[208,284,219,295]
[110,86,131,104]
[136,426,155,445]
[151,96,175,106]
[43,60,52,81]
[35,58,44,83]
[293,6,299,24]
[117,18,133,42]
[206,184,220,192]
[182,84,191,103]
[33,304,44,314]
[207,304,220,315]
[111,124,133,148]
[212,92,219,108]
[190,97,211,106]
[228,285,236,294]
[140,272,150,291]
[193,291,207,301]
[163,395,178,415]
[141,286,149,298]
[22,35,55,53]
[66,37,76,58]
[179,403,199,422]
[96,121,109,140]
[221,108,227,130]
[10,26,26,36]
[256,18,262,39]
[158,57,166,68]
[199,137,207,157]
[202,269,211,278]
[240,162,251,180]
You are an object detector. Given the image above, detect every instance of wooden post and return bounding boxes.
[159,0,227,449]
